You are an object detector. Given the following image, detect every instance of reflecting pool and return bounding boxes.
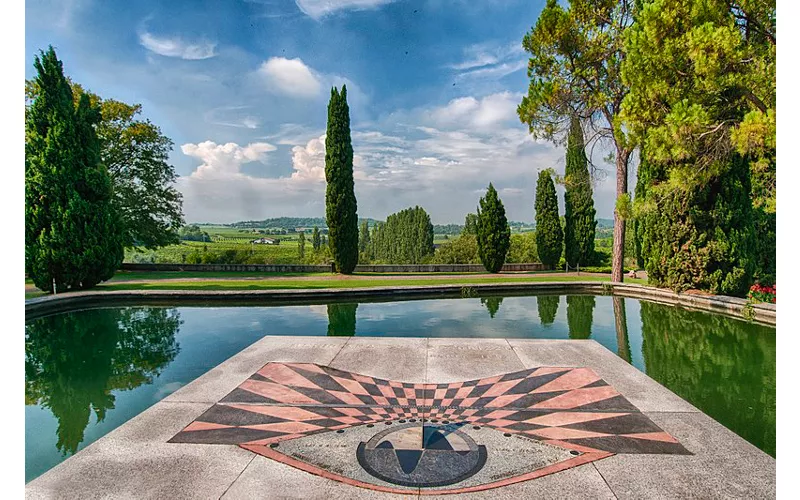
[25,295,775,481]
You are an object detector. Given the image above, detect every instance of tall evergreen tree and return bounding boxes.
[534,170,563,269]
[298,231,305,261]
[537,295,560,325]
[368,207,433,264]
[324,86,358,274]
[476,184,510,273]
[462,213,478,235]
[312,226,321,251]
[26,47,124,292]
[563,116,596,267]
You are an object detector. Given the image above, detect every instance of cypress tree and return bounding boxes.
[480,297,503,318]
[26,47,124,292]
[298,231,305,260]
[534,170,563,269]
[476,183,510,273]
[369,207,433,264]
[327,303,357,336]
[563,116,596,267]
[324,86,358,274]
[312,226,320,251]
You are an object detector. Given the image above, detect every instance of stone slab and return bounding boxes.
[593,411,776,499]
[328,337,428,383]
[425,338,524,383]
[508,339,699,413]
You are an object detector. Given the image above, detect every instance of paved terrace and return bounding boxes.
[26,337,776,499]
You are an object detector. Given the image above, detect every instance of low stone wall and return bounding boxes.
[119,263,546,273]
[25,281,775,326]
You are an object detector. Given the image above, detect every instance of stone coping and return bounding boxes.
[25,281,775,326]
[25,337,776,499]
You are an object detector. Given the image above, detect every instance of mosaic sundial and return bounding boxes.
[169,362,691,495]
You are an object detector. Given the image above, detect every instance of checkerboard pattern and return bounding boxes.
[169,362,689,456]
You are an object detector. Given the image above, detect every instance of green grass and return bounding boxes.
[91,274,647,292]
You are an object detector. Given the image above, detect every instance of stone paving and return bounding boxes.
[25,337,776,499]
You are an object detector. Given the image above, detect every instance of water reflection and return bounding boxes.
[327,303,358,336]
[567,295,595,339]
[613,296,632,363]
[639,301,776,456]
[25,308,181,455]
[480,297,503,318]
[537,296,559,325]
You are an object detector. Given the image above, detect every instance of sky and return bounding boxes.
[24,0,633,224]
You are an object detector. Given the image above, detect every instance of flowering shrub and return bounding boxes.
[748,283,776,304]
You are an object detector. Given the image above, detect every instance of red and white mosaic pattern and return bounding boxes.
[169,363,690,494]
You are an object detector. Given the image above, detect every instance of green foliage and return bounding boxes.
[563,116,597,267]
[534,170,563,269]
[179,224,210,242]
[480,296,503,318]
[25,307,181,454]
[567,295,595,339]
[432,235,479,264]
[537,295,560,325]
[25,47,124,292]
[26,79,184,250]
[476,184,511,273]
[622,1,770,296]
[639,155,756,296]
[506,233,539,263]
[369,206,434,264]
[325,86,359,274]
[462,213,478,235]
[327,303,357,336]
[312,226,321,251]
[358,221,370,258]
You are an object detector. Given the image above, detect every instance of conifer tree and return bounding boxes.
[325,86,358,274]
[537,295,560,325]
[567,295,595,339]
[358,221,370,257]
[534,170,563,269]
[298,231,305,260]
[25,46,124,292]
[312,226,321,251]
[563,116,596,267]
[476,184,510,273]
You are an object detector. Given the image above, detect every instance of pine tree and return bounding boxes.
[534,170,563,269]
[325,86,359,274]
[25,47,124,292]
[312,226,321,251]
[298,231,305,261]
[563,116,596,267]
[476,184,510,273]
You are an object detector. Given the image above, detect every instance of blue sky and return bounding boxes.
[25,0,627,224]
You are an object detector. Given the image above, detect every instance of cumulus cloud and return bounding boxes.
[295,0,395,19]
[139,31,217,60]
[258,57,322,98]
[290,135,327,182]
[428,92,521,129]
[181,141,277,179]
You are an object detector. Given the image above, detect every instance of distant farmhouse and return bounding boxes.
[251,237,280,245]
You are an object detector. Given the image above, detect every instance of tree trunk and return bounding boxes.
[612,148,630,282]
[612,296,631,363]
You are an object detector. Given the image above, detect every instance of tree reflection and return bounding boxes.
[612,297,632,363]
[640,301,776,456]
[327,303,358,336]
[480,297,503,318]
[25,308,181,455]
[566,295,595,339]
[537,295,560,325]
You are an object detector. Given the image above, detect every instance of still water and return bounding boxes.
[25,295,775,482]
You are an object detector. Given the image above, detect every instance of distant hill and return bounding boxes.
[596,218,614,229]
[215,217,383,230]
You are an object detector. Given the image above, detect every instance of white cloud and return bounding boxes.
[449,41,527,83]
[429,92,521,129]
[180,141,277,179]
[139,32,217,60]
[258,57,322,98]
[295,0,395,19]
[290,135,327,182]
